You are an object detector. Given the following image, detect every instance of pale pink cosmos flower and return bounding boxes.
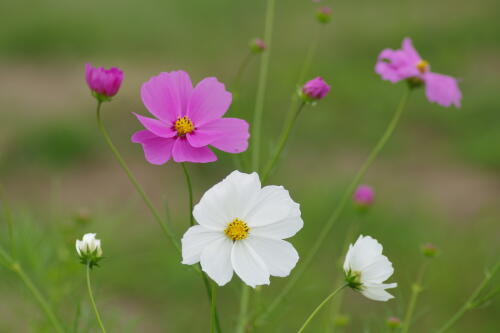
[375,38,462,108]
[85,63,123,100]
[132,71,250,164]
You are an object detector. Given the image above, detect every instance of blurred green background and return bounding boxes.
[0,0,499,332]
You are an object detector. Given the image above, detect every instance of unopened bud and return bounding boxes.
[386,316,402,329]
[316,7,332,24]
[421,243,438,258]
[249,38,266,54]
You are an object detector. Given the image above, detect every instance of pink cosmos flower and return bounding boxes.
[353,185,375,207]
[301,77,330,101]
[85,63,123,100]
[132,71,250,164]
[375,38,462,108]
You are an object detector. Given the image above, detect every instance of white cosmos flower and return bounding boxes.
[343,235,397,301]
[181,170,303,287]
[76,233,103,257]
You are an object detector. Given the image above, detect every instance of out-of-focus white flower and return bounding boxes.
[181,170,303,288]
[343,235,397,301]
[76,233,103,267]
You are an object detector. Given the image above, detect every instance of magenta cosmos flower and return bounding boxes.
[85,64,123,100]
[375,38,461,108]
[132,71,250,164]
[353,185,375,208]
[301,77,330,102]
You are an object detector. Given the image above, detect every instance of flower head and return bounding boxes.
[249,38,267,54]
[301,77,330,103]
[353,185,375,210]
[375,38,462,108]
[132,71,250,164]
[181,171,303,287]
[85,64,123,102]
[316,6,332,23]
[76,233,103,268]
[343,235,397,301]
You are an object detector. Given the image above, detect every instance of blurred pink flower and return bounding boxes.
[353,185,374,207]
[316,6,332,23]
[301,77,330,101]
[249,38,267,53]
[132,71,249,164]
[85,63,123,100]
[375,38,462,108]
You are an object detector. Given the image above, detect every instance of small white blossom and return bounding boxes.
[181,171,303,287]
[76,233,103,267]
[343,235,397,301]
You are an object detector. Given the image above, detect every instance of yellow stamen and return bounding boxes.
[416,60,429,74]
[224,218,250,241]
[175,116,194,136]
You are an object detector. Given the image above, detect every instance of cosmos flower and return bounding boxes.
[343,235,397,301]
[76,233,103,267]
[301,77,330,102]
[375,38,462,108]
[353,185,375,208]
[85,64,123,101]
[132,71,250,164]
[181,171,303,287]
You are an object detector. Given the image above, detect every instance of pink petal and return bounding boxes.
[402,37,421,63]
[375,38,421,83]
[187,77,232,126]
[187,118,249,153]
[424,72,462,108]
[133,112,176,138]
[131,130,175,165]
[172,138,217,163]
[141,71,193,122]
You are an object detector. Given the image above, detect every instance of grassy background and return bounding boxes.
[0,0,499,332]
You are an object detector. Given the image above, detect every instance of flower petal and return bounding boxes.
[131,130,175,165]
[171,138,217,163]
[250,202,303,239]
[141,71,193,122]
[187,118,250,154]
[361,282,397,301]
[133,113,176,138]
[245,186,298,227]
[245,236,299,277]
[231,240,270,288]
[200,236,234,286]
[360,255,394,284]
[424,72,462,108]
[187,77,232,126]
[181,225,224,265]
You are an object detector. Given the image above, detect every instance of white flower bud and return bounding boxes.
[76,233,103,267]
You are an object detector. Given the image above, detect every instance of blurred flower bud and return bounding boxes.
[300,77,330,103]
[316,7,332,24]
[74,208,92,225]
[85,63,124,102]
[386,316,402,329]
[76,233,103,267]
[353,185,375,211]
[249,38,267,54]
[421,243,438,258]
[333,314,350,327]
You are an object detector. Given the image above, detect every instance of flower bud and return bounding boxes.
[249,38,266,54]
[76,233,103,267]
[85,63,124,102]
[421,243,438,258]
[316,7,332,24]
[353,185,375,211]
[300,77,330,103]
[386,316,402,329]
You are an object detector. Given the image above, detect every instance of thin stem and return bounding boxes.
[261,102,306,183]
[95,101,181,254]
[297,24,324,86]
[86,264,106,333]
[251,0,276,171]
[257,87,412,325]
[297,284,347,333]
[232,52,254,95]
[200,270,222,333]
[181,163,195,226]
[436,260,500,333]
[0,183,15,255]
[0,247,64,333]
[402,261,429,333]
[236,284,251,333]
[210,282,218,333]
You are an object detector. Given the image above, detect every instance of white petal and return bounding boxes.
[231,240,270,288]
[360,255,394,284]
[250,202,303,239]
[82,233,97,243]
[361,282,397,301]
[245,186,298,227]
[245,236,299,277]
[193,171,261,230]
[343,244,354,273]
[346,235,384,272]
[76,240,82,256]
[200,237,234,286]
[181,225,224,265]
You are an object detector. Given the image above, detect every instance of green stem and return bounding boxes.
[251,0,276,171]
[261,102,306,183]
[436,260,500,333]
[402,261,429,333]
[233,52,254,95]
[200,270,223,333]
[297,284,347,333]
[86,264,106,333]
[297,24,324,86]
[0,183,15,255]
[0,247,64,333]
[95,101,180,254]
[257,87,412,325]
[210,282,218,333]
[236,284,251,333]
[181,163,195,226]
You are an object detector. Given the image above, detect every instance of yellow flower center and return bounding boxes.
[224,218,250,241]
[175,116,194,136]
[416,60,429,74]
